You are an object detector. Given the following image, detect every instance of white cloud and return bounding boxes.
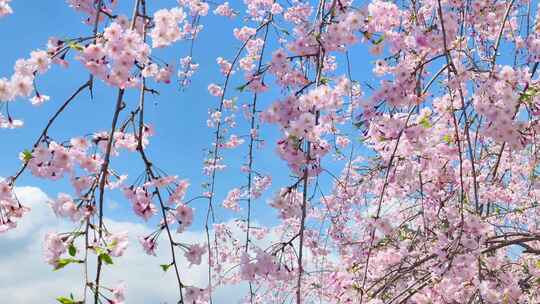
[0,187,247,303]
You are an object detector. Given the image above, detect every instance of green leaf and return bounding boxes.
[353,121,364,129]
[236,83,248,92]
[520,86,539,104]
[442,134,452,144]
[319,77,330,85]
[67,41,84,51]
[56,296,75,304]
[54,258,77,271]
[419,116,431,129]
[363,31,372,40]
[71,231,85,238]
[108,239,118,250]
[160,264,172,272]
[21,149,33,162]
[288,135,299,143]
[99,253,113,265]
[288,135,301,149]
[94,247,106,256]
[68,244,77,257]
[373,35,385,45]
[536,260,540,268]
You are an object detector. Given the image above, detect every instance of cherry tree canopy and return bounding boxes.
[1,0,540,303]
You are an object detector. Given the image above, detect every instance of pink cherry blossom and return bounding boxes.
[0,0,12,18]
[184,243,205,266]
[138,236,157,256]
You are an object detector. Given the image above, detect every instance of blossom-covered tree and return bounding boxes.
[2,0,540,303]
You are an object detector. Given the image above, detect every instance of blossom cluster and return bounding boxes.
[6,0,540,303]
[261,80,350,175]
[0,0,12,18]
[0,49,51,127]
[0,180,29,233]
[78,22,151,88]
[67,0,117,25]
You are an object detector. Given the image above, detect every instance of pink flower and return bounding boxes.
[213,2,235,18]
[29,50,51,74]
[168,179,190,204]
[222,188,242,211]
[175,204,193,231]
[111,281,127,303]
[184,243,205,266]
[70,137,89,151]
[336,136,350,148]
[184,287,204,303]
[0,180,12,201]
[133,200,157,221]
[30,94,50,106]
[251,175,271,199]
[233,26,256,41]
[123,187,157,221]
[151,8,187,48]
[156,66,173,83]
[44,232,66,266]
[107,232,129,257]
[0,0,13,18]
[222,134,244,149]
[207,83,223,96]
[50,193,81,222]
[10,74,33,97]
[270,3,283,14]
[139,237,157,256]
[216,57,234,75]
[142,63,159,78]
[0,77,13,101]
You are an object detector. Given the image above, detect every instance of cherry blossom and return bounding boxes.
[184,243,205,266]
[0,0,12,18]
[5,0,540,303]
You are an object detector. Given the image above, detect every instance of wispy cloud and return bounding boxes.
[0,186,246,303]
